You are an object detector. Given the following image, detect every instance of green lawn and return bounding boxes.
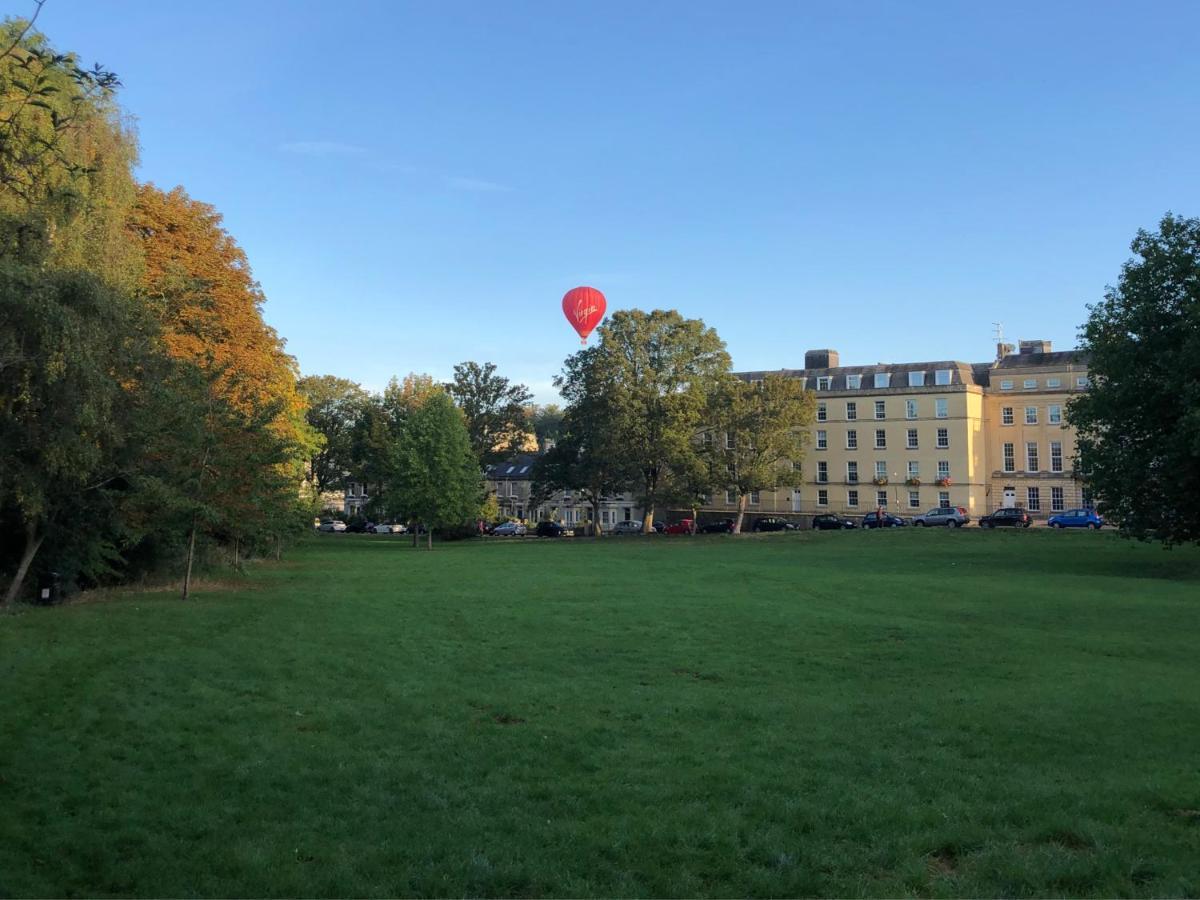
[2,530,1199,897]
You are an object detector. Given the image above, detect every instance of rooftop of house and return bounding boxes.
[484,453,539,480]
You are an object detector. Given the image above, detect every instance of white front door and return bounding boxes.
[792,488,802,513]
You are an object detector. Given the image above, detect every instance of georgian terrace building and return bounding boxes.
[485,453,644,527]
[720,340,1090,521]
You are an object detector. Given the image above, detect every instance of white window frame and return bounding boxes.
[1047,378,1062,388]
[816,461,828,483]
[749,491,760,504]
[908,371,925,388]
[817,489,828,507]
[874,429,886,449]
[1000,379,1014,390]
[907,460,919,478]
[1025,406,1038,425]
[1050,441,1063,473]
[846,461,858,483]
[1001,407,1014,426]
[935,369,952,386]
[816,376,832,390]
[845,401,857,420]
[1076,376,1088,388]
[1003,442,1015,473]
[1026,442,1039,472]
[817,402,827,422]
[1051,487,1064,512]
[874,460,887,480]
[874,373,891,389]
[846,489,859,507]
[938,491,950,509]
[874,400,886,420]
[816,429,827,450]
[1023,378,1038,390]
[908,490,920,509]
[937,460,950,480]
[876,490,889,507]
[935,398,948,418]
[846,429,858,450]
[846,374,861,389]
[906,428,918,449]
[1027,486,1041,511]
[725,432,734,450]
[1048,404,1062,424]
[905,399,918,419]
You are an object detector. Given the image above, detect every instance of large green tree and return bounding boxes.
[704,374,815,533]
[585,309,731,532]
[298,374,369,495]
[448,361,533,465]
[1068,213,1200,545]
[389,391,482,549]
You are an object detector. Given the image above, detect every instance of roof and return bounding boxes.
[484,452,538,480]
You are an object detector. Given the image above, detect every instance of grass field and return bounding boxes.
[3,529,1199,897]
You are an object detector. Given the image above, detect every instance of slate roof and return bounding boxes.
[484,453,538,481]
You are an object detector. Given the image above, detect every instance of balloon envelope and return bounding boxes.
[562,286,606,343]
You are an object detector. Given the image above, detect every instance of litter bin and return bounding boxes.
[36,571,61,605]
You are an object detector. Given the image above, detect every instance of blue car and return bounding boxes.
[1047,508,1104,530]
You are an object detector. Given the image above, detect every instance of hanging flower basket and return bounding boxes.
[935,477,953,487]
[872,476,888,486]
[905,477,921,487]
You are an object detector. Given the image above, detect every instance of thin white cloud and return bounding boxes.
[444,175,514,193]
[280,141,368,157]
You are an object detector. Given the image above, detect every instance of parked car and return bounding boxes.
[978,507,1032,528]
[371,522,406,534]
[1047,508,1105,529]
[664,518,695,535]
[812,513,857,530]
[535,521,568,537]
[492,521,527,536]
[611,520,644,535]
[344,521,372,533]
[700,518,736,534]
[913,507,971,527]
[860,511,908,529]
[752,516,795,532]
[318,520,346,533]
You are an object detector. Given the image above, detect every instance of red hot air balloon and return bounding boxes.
[561,286,606,345]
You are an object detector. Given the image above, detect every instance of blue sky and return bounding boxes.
[38,0,1200,402]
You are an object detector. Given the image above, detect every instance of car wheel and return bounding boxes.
[1088,522,1099,530]
[1053,522,1063,529]
[951,520,961,528]
[916,521,925,527]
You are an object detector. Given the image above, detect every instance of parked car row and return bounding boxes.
[317,519,407,533]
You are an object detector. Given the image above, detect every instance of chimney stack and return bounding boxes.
[1018,340,1051,355]
[804,348,839,369]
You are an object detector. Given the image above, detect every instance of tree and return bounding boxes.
[298,374,369,494]
[0,254,151,604]
[583,309,731,532]
[1068,213,1200,545]
[524,402,564,451]
[704,374,815,533]
[535,349,634,535]
[389,391,482,549]
[448,361,533,465]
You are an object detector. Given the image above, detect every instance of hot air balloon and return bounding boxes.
[561,286,606,345]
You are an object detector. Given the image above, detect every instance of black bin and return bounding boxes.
[36,572,61,605]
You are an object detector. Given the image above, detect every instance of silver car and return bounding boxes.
[492,521,527,536]
[913,507,970,527]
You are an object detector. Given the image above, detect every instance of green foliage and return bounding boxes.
[1068,213,1200,545]
[448,360,534,465]
[298,374,369,494]
[388,391,482,544]
[704,373,815,532]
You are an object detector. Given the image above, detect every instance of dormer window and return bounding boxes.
[816,376,832,390]
[846,374,862,389]
[1000,380,1014,390]
[1076,376,1088,388]
[935,369,952,386]
[907,371,925,387]
[874,372,891,389]
[1023,379,1038,390]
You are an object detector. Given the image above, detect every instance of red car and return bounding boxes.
[664,518,694,534]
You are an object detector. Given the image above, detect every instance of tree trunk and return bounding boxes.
[426,527,432,550]
[233,538,240,571]
[642,507,655,534]
[733,493,748,534]
[412,526,418,549]
[182,515,198,601]
[4,521,43,607]
[591,499,603,537]
[690,505,698,534]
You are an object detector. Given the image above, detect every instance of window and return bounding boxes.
[792,460,802,472]
[937,460,950,479]
[909,490,921,509]
[874,400,886,419]
[907,460,920,478]
[874,372,891,389]
[906,428,918,449]
[876,490,889,507]
[905,399,918,419]
[1076,376,1088,388]
[1047,378,1062,389]
[908,371,925,387]
[1051,487,1064,512]
[1003,442,1015,473]
[938,491,950,508]
[846,461,858,483]
[1027,486,1041,511]
[1001,407,1014,426]
[816,461,828,483]
[749,491,760,504]
[935,369,952,386]
[874,429,886,449]
[816,429,827,449]
[1000,379,1014,390]
[846,374,861,389]
[1048,404,1062,424]
[1050,441,1063,473]
[725,432,734,449]
[847,489,859,507]
[725,489,736,504]
[817,489,828,506]
[845,401,857,420]
[1026,442,1039,472]
[702,431,713,447]
[1023,379,1038,390]
[1025,407,1038,425]
[935,398,948,418]
[936,428,949,448]
[846,429,858,449]
[875,460,888,480]
[816,376,832,390]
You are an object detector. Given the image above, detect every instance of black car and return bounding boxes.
[812,513,857,530]
[700,518,735,534]
[535,521,568,537]
[979,507,1032,528]
[860,511,908,529]
[752,516,795,532]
